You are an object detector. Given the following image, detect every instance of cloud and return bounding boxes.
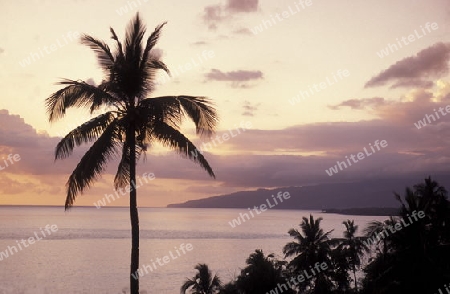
[226,0,259,12]
[85,78,96,86]
[329,97,386,110]
[174,118,450,187]
[242,101,260,116]
[202,0,259,30]
[203,5,224,30]
[232,28,252,35]
[192,41,208,46]
[365,42,450,89]
[205,69,263,87]
[331,80,450,126]
[151,48,163,59]
[5,86,450,206]
[0,48,4,54]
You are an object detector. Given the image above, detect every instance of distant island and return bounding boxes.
[168,175,450,216]
[322,207,400,216]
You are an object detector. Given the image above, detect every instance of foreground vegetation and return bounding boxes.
[181,177,450,294]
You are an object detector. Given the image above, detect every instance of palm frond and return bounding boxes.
[146,59,170,76]
[46,79,117,122]
[110,27,125,61]
[65,121,119,210]
[114,140,131,190]
[180,279,196,294]
[149,121,215,178]
[178,96,218,137]
[113,135,143,190]
[55,112,115,160]
[141,96,218,137]
[81,34,115,71]
[139,96,182,129]
[125,13,145,64]
[141,22,167,70]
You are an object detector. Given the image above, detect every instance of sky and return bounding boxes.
[1,0,450,207]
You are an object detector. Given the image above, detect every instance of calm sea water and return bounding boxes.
[0,206,387,293]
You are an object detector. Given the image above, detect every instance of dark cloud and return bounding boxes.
[390,79,435,89]
[202,0,259,31]
[365,42,450,89]
[150,117,450,188]
[226,0,259,12]
[202,5,225,30]
[205,69,263,81]
[205,69,263,88]
[329,86,449,126]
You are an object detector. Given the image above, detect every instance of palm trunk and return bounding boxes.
[129,125,139,294]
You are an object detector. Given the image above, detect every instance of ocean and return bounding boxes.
[0,206,387,293]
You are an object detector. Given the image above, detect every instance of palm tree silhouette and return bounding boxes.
[181,264,221,294]
[361,177,450,293]
[46,13,218,294]
[336,220,368,292]
[363,216,397,259]
[235,249,294,294]
[283,215,334,293]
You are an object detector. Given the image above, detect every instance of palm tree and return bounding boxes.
[411,176,449,242]
[235,249,294,294]
[363,217,397,259]
[181,264,221,294]
[336,220,368,292]
[283,215,334,293]
[361,177,450,294]
[46,14,218,294]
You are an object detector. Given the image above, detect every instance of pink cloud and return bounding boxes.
[365,42,450,88]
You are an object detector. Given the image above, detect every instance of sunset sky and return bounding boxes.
[1,0,450,207]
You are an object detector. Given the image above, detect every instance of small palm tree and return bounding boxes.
[283,215,334,293]
[181,264,221,294]
[336,220,368,292]
[46,13,218,294]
